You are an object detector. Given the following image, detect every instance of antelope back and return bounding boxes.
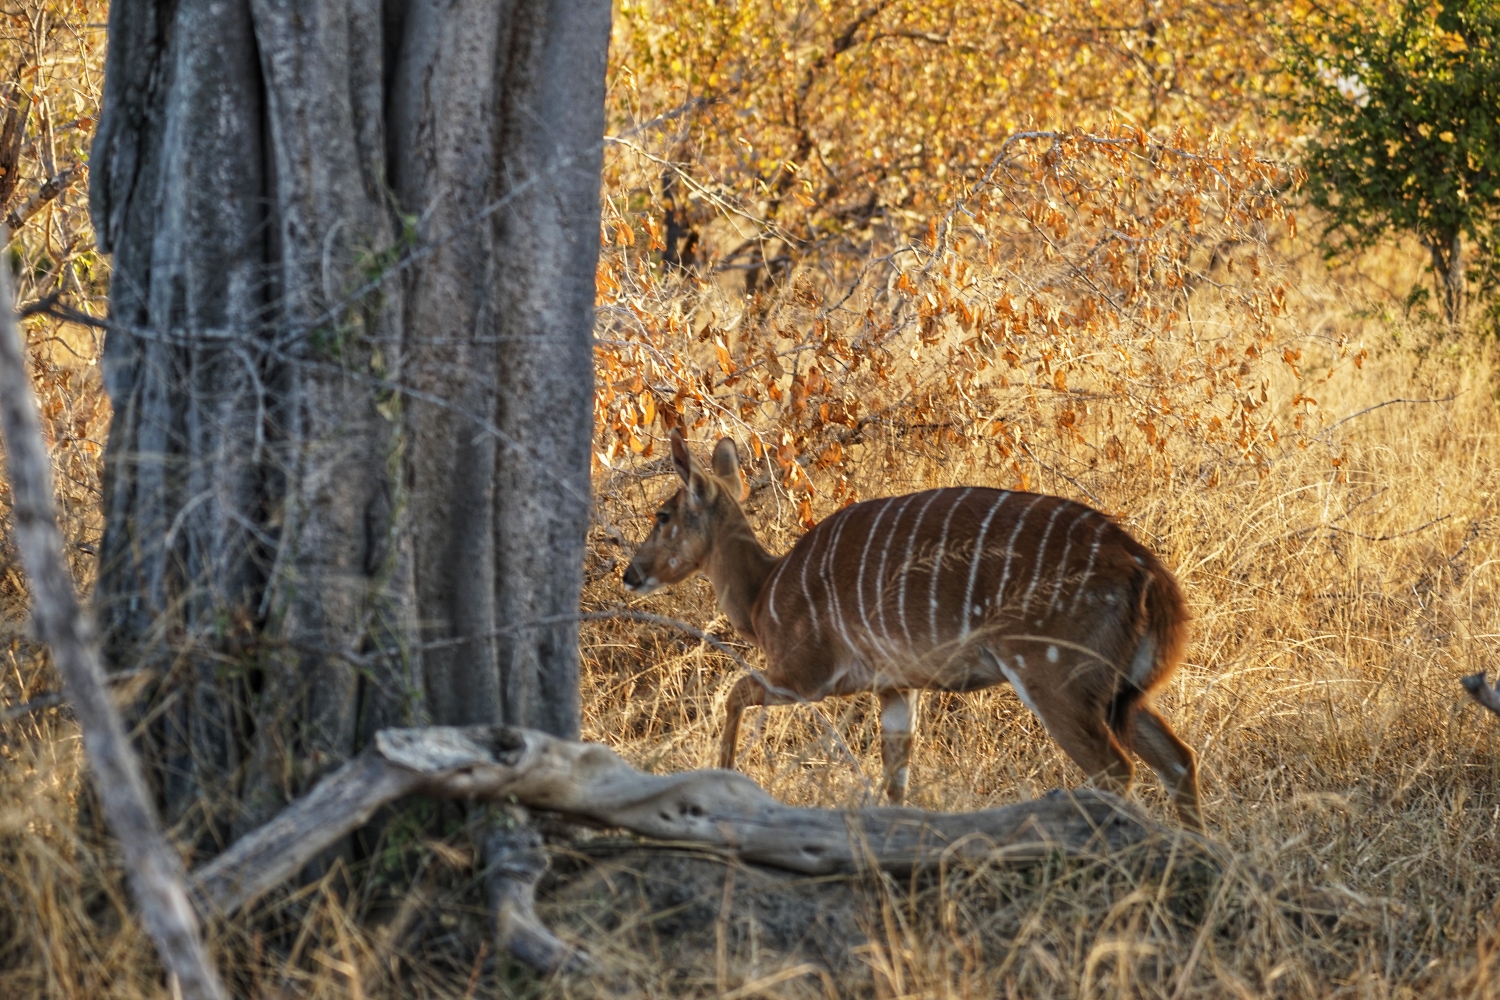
[751,488,1187,697]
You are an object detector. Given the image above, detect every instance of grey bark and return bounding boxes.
[0,269,227,1000]
[89,0,608,846]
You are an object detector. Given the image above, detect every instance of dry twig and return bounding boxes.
[0,264,228,1000]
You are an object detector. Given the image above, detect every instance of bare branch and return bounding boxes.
[3,162,81,235]
[1316,395,1459,442]
[0,263,228,1000]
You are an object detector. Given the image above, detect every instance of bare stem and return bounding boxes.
[0,261,228,1000]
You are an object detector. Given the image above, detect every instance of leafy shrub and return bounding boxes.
[1280,0,1500,325]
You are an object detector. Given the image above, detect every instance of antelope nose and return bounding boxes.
[622,563,643,591]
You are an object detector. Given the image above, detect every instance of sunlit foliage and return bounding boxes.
[1280,0,1500,325]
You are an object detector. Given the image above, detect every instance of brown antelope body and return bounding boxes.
[623,431,1202,830]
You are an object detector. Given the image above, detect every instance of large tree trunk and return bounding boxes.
[89,0,608,844]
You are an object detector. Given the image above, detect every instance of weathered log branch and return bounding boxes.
[483,809,582,973]
[191,724,1170,923]
[0,265,228,1000]
[1462,672,1500,719]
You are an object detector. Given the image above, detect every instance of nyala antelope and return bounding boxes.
[622,430,1203,830]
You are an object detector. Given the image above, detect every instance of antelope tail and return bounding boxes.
[1108,553,1190,738]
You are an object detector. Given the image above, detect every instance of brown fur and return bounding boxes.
[623,432,1202,830]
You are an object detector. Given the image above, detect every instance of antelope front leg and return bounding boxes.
[877,689,920,803]
[718,674,766,770]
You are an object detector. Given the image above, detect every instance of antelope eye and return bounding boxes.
[655,511,670,525]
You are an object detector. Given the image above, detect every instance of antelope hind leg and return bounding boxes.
[1027,684,1135,798]
[877,689,920,803]
[1128,702,1203,832]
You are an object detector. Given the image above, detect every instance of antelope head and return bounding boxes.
[622,430,749,595]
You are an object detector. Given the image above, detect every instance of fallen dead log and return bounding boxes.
[192,723,1171,922]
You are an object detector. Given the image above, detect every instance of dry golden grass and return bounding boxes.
[5,155,1500,1000]
[575,246,1500,998]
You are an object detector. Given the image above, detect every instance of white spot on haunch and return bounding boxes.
[1046,645,1059,663]
[1129,635,1157,685]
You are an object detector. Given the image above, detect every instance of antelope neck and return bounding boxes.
[704,514,781,642]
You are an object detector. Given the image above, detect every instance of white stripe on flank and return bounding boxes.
[960,491,1011,639]
[1069,518,1112,614]
[929,488,973,644]
[819,509,860,656]
[1048,509,1091,612]
[995,495,1047,611]
[857,499,895,639]
[874,495,918,661]
[764,556,787,625]
[1020,502,1068,615]
[798,520,828,632]
[998,656,1046,726]
[897,491,943,652]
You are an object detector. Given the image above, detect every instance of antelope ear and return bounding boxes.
[669,429,694,484]
[670,429,714,507]
[710,437,748,501]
